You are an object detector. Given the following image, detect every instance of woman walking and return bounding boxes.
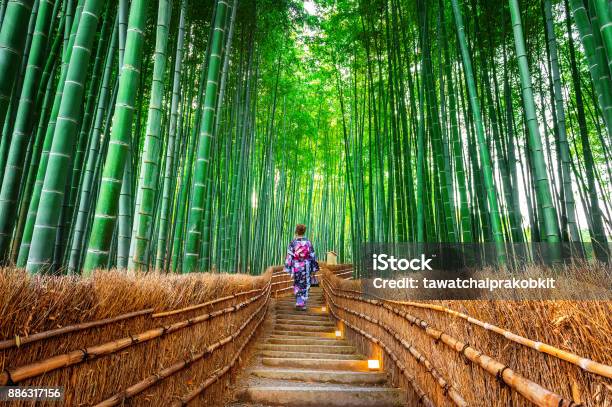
[284,224,319,309]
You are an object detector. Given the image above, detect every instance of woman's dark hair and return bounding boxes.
[295,224,306,236]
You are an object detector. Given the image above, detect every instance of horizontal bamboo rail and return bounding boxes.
[0,308,154,351]
[94,290,270,406]
[273,268,352,286]
[272,266,351,278]
[0,283,272,352]
[335,270,353,277]
[172,299,268,406]
[321,282,466,406]
[340,317,436,407]
[274,285,293,293]
[324,280,576,407]
[335,285,612,379]
[272,279,293,287]
[152,286,264,318]
[0,283,271,386]
[320,285,435,406]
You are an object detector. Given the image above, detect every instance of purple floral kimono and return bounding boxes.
[284,237,319,307]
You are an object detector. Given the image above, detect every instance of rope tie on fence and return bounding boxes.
[442,382,450,395]
[460,343,470,364]
[496,365,510,387]
[2,369,14,386]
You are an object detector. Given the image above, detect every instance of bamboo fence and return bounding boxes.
[0,267,273,406]
[321,265,611,406]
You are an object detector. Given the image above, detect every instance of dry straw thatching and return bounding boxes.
[322,263,612,407]
[0,266,272,406]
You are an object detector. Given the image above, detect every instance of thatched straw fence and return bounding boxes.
[0,266,276,406]
[321,264,612,407]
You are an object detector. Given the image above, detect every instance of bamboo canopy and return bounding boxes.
[0,0,608,274]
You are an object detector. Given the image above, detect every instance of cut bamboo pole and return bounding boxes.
[322,278,576,407]
[171,305,268,406]
[333,283,612,379]
[152,285,265,318]
[321,287,435,407]
[0,308,153,351]
[0,285,270,385]
[94,291,270,406]
[321,282,466,406]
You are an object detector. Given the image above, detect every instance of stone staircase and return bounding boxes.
[231,287,404,406]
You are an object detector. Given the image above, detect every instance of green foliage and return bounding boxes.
[0,0,610,273]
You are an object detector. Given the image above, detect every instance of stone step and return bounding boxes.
[251,368,387,385]
[275,306,326,313]
[276,305,326,310]
[258,350,363,360]
[277,298,324,303]
[274,311,329,321]
[274,319,336,334]
[276,300,325,305]
[271,330,333,338]
[274,319,333,327]
[237,386,403,407]
[265,337,350,346]
[274,323,333,332]
[277,298,325,301]
[258,344,356,354]
[262,357,369,371]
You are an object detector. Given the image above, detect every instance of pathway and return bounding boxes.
[230,287,403,406]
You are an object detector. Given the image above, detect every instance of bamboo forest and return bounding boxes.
[0,0,611,275]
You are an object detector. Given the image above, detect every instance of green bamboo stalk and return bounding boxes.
[544,0,580,243]
[83,0,148,273]
[183,0,229,272]
[592,0,612,74]
[508,0,561,246]
[0,0,54,261]
[26,0,104,273]
[569,0,612,136]
[451,0,505,254]
[565,0,609,261]
[67,18,118,273]
[129,0,172,270]
[0,0,35,133]
[155,0,186,271]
